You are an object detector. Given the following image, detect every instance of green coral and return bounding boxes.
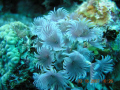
[0,21,33,89]
[110,33,120,51]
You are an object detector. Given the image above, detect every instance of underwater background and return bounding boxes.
[0,0,120,90]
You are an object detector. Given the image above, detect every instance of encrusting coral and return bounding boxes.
[0,22,21,89]
[0,21,33,89]
[73,0,118,26]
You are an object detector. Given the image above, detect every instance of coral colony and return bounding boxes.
[31,0,115,90]
[0,0,120,90]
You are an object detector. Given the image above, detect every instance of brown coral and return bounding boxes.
[73,0,117,26]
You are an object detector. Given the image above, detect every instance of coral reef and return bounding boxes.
[0,21,34,89]
[0,0,120,90]
[0,13,32,27]
[73,0,118,25]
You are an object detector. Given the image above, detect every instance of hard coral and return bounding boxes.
[0,22,31,89]
[73,0,117,25]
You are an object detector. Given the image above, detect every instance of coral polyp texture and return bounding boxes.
[74,0,118,26]
[0,22,33,89]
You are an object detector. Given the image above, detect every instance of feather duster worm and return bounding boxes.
[33,70,68,90]
[34,46,54,69]
[63,51,90,81]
